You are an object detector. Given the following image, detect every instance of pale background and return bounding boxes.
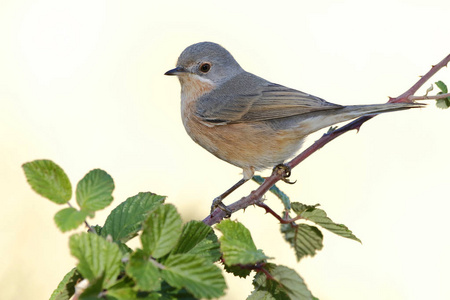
[1,0,449,299]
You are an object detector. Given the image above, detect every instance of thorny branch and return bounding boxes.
[203,54,450,226]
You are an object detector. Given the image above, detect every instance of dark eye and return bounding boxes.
[199,63,211,73]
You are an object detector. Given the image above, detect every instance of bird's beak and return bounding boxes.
[164,66,188,76]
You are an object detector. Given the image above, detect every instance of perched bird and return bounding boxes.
[165,42,420,213]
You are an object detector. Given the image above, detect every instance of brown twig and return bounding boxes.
[255,201,304,224]
[203,54,450,226]
[409,92,450,101]
[391,54,450,103]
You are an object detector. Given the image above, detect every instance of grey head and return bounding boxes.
[165,42,244,85]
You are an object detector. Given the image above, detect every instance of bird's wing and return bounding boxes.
[195,72,342,124]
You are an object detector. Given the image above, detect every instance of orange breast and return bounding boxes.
[179,74,305,172]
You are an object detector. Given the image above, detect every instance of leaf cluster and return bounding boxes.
[23,161,361,300]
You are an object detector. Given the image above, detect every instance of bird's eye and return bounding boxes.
[199,63,211,73]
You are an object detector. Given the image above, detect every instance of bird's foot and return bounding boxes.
[273,164,297,184]
[211,197,232,218]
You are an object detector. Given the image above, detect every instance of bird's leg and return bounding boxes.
[211,178,248,217]
[273,164,296,184]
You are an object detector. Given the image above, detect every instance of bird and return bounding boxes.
[165,41,421,214]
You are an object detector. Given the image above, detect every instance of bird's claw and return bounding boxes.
[273,164,297,184]
[211,197,232,218]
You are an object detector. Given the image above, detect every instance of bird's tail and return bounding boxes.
[295,102,425,136]
[337,102,424,120]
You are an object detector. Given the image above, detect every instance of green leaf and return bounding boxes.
[117,242,133,255]
[141,204,182,258]
[253,264,313,300]
[161,254,226,299]
[104,287,137,300]
[436,98,450,109]
[216,220,269,265]
[54,207,87,232]
[281,223,323,261]
[104,274,135,291]
[79,274,105,300]
[247,290,277,300]
[126,249,161,291]
[49,268,82,300]
[224,264,252,278]
[22,159,72,204]
[69,232,122,288]
[269,265,313,300]
[159,281,197,300]
[290,203,320,215]
[102,192,165,243]
[436,80,448,93]
[292,203,361,243]
[252,175,291,210]
[107,288,160,300]
[76,169,114,216]
[172,221,221,263]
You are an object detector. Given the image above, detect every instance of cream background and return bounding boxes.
[1,0,449,299]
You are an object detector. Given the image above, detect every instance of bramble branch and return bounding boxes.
[409,92,450,101]
[203,53,450,226]
[255,201,304,224]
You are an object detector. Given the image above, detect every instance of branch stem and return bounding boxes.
[409,92,450,101]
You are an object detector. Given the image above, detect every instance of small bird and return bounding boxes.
[165,42,420,213]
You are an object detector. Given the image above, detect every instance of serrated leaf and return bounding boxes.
[247,290,277,300]
[172,221,221,262]
[54,207,87,232]
[161,254,226,299]
[224,264,252,278]
[290,203,320,215]
[270,265,313,300]
[436,80,448,93]
[252,175,291,210]
[216,220,268,265]
[141,204,182,258]
[281,223,323,261]
[22,159,72,204]
[253,264,313,300]
[126,249,161,291]
[102,192,165,243]
[69,232,122,288]
[293,204,361,243]
[76,169,114,216]
[49,268,82,300]
[185,230,221,263]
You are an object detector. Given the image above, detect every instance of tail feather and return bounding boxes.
[339,102,424,120]
[279,102,425,136]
